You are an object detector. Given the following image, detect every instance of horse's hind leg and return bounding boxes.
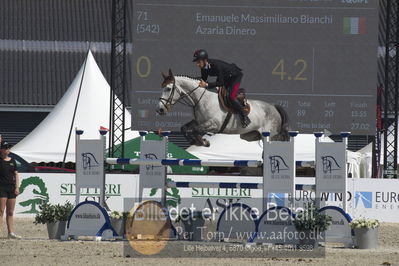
[240,131,262,141]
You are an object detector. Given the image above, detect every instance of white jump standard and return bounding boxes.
[63,129,118,241]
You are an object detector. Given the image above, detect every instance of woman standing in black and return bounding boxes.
[0,141,21,239]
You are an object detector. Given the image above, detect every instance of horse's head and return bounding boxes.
[157,69,179,115]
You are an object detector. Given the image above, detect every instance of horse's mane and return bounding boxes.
[175,75,201,81]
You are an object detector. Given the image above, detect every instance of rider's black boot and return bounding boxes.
[232,98,251,128]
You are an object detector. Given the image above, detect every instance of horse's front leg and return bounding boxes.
[193,120,221,147]
[181,120,210,147]
[192,123,211,147]
[181,120,198,145]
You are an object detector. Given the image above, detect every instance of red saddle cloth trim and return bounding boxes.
[231,82,241,100]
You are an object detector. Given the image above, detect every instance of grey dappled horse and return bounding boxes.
[156,69,289,147]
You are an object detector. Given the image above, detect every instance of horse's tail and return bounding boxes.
[273,105,290,141]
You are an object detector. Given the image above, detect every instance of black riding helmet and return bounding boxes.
[192,49,208,62]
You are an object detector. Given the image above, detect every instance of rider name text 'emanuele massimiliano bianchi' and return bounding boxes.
[196,13,333,25]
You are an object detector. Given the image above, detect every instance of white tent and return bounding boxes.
[12,51,138,163]
[187,134,362,177]
[356,142,372,178]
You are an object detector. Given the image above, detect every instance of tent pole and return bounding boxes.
[62,48,90,168]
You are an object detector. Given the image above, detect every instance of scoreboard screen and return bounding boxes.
[130,0,378,134]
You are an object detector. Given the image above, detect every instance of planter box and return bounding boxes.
[47,221,67,240]
[354,227,378,249]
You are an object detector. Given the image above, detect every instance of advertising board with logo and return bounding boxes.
[351,179,399,222]
[16,173,139,216]
[15,174,399,223]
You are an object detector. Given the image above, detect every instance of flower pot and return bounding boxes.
[47,221,66,240]
[354,227,378,249]
[111,218,126,237]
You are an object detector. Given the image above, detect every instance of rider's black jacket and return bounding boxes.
[201,59,242,89]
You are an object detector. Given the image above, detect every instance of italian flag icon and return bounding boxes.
[138,109,150,118]
[343,17,366,35]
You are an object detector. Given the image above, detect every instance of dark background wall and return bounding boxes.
[0,0,114,106]
[0,0,116,144]
[0,0,372,150]
[0,112,48,144]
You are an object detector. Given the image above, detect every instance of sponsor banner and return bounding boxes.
[351,179,399,223]
[319,206,353,245]
[15,173,399,222]
[16,173,139,217]
[64,201,117,238]
[145,177,399,223]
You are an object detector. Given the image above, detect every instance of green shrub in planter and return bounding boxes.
[293,202,332,248]
[34,201,74,239]
[34,202,57,225]
[34,201,74,224]
[56,201,74,221]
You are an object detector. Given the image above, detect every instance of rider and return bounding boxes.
[192,49,251,128]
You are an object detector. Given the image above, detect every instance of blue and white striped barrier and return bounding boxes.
[166,181,315,191]
[167,181,262,189]
[106,158,262,168]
